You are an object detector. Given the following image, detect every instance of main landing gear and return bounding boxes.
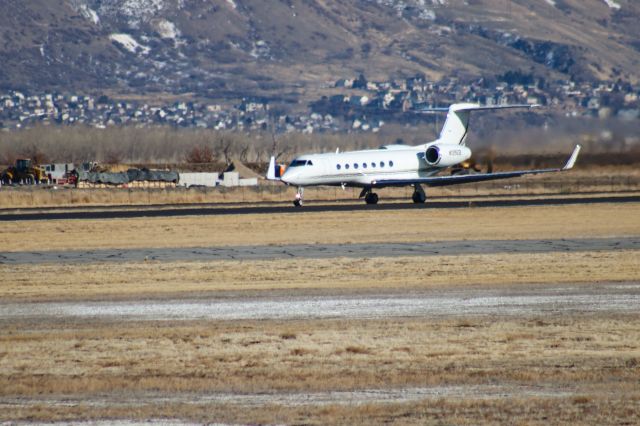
[359,187,379,205]
[412,184,426,204]
[293,187,304,207]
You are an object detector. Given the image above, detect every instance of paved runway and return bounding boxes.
[2,237,638,265]
[1,194,639,221]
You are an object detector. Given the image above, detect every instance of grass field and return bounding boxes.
[1,203,639,424]
[1,251,638,301]
[2,316,639,423]
[2,203,639,252]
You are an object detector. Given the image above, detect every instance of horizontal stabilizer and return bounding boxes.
[415,103,538,114]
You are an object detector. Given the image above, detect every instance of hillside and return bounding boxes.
[1,0,639,104]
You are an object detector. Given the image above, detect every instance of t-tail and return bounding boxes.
[423,103,538,146]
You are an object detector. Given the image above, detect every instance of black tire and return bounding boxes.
[293,199,302,207]
[365,193,379,205]
[412,191,426,204]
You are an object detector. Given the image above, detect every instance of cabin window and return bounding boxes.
[345,164,350,169]
[362,163,367,169]
[289,159,307,167]
[389,161,394,167]
[380,161,385,168]
[336,164,341,170]
[371,162,376,168]
[354,163,359,169]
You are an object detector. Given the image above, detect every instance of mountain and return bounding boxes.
[2,0,639,105]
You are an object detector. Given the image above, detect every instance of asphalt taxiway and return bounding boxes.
[2,237,638,265]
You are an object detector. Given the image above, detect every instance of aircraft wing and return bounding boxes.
[371,145,581,188]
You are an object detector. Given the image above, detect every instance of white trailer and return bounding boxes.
[177,173,220,188]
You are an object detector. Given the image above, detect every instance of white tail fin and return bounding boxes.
[266,156,278,180]
[435,103,537,145]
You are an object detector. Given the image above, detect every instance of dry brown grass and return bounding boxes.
[1,251,638,301]
[1,198,638,423]
[1,316,639,423]
[4,396,640,425]
[0,169,639,208]
[2,203,639,253]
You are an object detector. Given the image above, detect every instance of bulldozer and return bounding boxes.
[1,158,49,184]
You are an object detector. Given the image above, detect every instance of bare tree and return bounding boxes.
[185,145,214,164]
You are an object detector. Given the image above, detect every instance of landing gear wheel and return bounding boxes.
[412,184,427,204]
[293,187,304,207]
[365,192,379,205]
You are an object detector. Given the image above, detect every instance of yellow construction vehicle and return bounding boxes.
[1,158,48,184]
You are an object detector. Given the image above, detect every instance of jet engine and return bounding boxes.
[425,144,472,167]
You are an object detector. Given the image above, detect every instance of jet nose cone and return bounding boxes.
[281,170,297,185]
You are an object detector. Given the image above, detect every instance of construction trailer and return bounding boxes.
[43,163,75,185]
[177,172,259,188]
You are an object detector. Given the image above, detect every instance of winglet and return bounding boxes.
[266,156,278,180]
[562,144,581,170]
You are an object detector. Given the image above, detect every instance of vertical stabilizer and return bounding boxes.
[436,103,537,145]
[438,103,475,145]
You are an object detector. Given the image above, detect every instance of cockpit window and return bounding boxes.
[289,159,312,167]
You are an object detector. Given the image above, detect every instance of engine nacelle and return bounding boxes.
[425,144,472,167]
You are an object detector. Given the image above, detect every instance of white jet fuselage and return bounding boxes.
[281,144,440,187]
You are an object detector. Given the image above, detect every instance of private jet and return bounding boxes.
[267,103,581,206]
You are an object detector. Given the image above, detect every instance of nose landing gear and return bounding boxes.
[293,187,304,207]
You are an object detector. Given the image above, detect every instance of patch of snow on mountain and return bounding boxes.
[250,40,271,59]
[367,0,441,21]
[156,19,180,39]
[99,0,169,28]
[80,5,100,24]
[68,1,100,25]
[603,0,621,9]
[110,33,150,55]
[226,0,237,9]
[544,0,556,6]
